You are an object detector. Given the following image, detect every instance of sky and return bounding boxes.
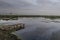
[0,0,60,15]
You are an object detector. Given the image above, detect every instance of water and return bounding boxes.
[1,17,60,40]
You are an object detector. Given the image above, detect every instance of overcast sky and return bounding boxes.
[0,0,60,15]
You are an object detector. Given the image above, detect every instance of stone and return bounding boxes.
[0,23,25,40]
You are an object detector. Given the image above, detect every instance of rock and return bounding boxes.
[0,33,21,40]
[0,23,25,32]
[0,23,25,40]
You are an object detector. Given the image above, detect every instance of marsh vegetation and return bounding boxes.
[0,15,60,20]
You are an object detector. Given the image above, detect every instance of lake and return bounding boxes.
[1,17,60,40]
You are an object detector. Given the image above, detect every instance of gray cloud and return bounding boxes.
[0,0,60,15]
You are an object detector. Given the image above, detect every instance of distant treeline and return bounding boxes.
[0,15,60,19]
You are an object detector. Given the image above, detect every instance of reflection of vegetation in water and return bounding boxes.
[51,31,60,40]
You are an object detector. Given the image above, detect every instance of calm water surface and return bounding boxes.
[1,17,60,40]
